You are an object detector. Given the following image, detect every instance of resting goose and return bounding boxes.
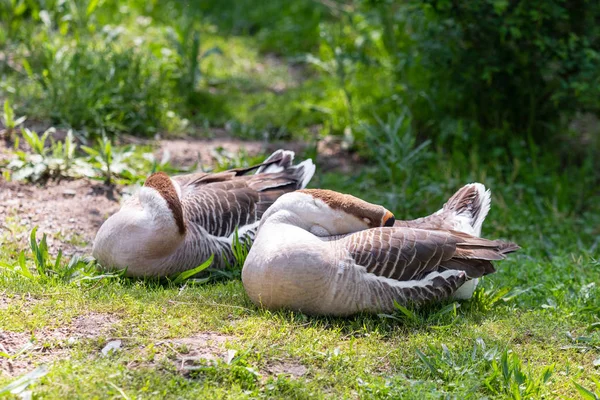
[92,150,315,277]
[242,185,519,316]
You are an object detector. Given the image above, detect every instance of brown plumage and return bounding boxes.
[343,227,519,282]
[93,149,315,277]
[242,185,519,316]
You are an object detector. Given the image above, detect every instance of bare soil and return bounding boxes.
[0,312,119,377]
[0,136,355,255]
[264,360,308,378]
[0,178,120,256]
[158,332,234,372]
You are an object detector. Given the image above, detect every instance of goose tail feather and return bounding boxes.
[255,149,315,189]
[256,149,295,174]
[442,183,491,237]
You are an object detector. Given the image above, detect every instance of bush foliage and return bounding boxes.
[1,0,598,148]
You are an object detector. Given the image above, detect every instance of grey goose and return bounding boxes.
[93,150,315,277]
[241,185,518,316]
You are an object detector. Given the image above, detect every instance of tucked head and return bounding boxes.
[260,189,395,236]
[92,172,186,273]
[143,172,185,234]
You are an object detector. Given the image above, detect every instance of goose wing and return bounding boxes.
[174,151,314,239]
[340,227,518,303]
[177,174,301,238]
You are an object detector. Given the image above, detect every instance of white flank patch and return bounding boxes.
[365,268,464,290]
[452,278,479,299]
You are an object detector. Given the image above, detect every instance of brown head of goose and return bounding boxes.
[92,150,315,277]
[241,185,519,316]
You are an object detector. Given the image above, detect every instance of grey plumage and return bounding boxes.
[93,149,315,277]
[242,185,519,316]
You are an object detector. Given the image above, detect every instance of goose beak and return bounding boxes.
[383,210,395,227]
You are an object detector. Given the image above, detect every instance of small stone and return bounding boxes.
[16,193,24,198]
[101,340,122,356]
[63,189,76,197]
[69,218,75,223]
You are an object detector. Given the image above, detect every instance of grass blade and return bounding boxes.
[0,365,49,395]
[172,254,214,284]
[573,381,600,400]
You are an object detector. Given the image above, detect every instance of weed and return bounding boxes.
[0,227,122,285]
[360,111,432,211]
[204,228,251,283]
[414,341,554,399]
[186,353,260,391]
[166,15,222,98]
[171,255,214,285]
[484,350,554,399]
[4,115,184,184]
[81,135,116,185]
[0,100,26,140]
[574,377,600,400]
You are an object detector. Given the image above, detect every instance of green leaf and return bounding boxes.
[86,0,100,16]
[172,254,214,284]
[429,302,459,320]
[201,46,223,59]
[81,145,100,158]
[392,301,417,321]
[30,227,49,276]
[573,381,600,400]
[0,365,49,395]
[21,58,33,77]
[415,349,437,376]
[54,249,63,271]
[3,100,14,126]
[17,250,33,278]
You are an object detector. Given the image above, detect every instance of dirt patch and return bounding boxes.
[0,134,356,257]
[158,332,233,371]
[0,293,39,311]
[0,312,119,377]
[156,138,264,169]
[47,312,120,341]
[0,294,9,310]
[264,360,308,378]
[0,331,65,377]
[153,135,356,173]
[0,178,121,256]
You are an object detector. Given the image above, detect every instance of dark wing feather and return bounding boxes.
[176,172,303,238]
[343,227,517,281]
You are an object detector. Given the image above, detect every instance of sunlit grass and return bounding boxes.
[1,0,599,398]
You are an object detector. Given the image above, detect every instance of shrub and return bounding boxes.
[408,0,600,142]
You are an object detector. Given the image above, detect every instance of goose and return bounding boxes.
[241,185,519,316]
[92,150,315,277]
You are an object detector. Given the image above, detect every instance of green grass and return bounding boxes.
[1,0,599,398]
[0,251,598,398]
[1,143,599,398]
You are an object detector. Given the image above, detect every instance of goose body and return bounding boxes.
[92,150,315,277]
[242,185,518,316]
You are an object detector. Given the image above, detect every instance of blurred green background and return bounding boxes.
[2,0,599,237]
[2,0,599,145]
